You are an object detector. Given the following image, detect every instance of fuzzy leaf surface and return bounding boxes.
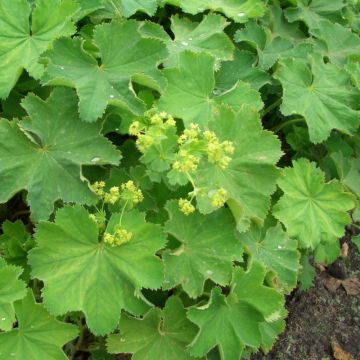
[43,20,168,122]
[0,291,78,360]
[0,88,120,221]
[0,0,79,98]
[107,297,198,360]
[163,201,242,298]
[28,205,166,335]
[273,158,355,249]
[274,56,360,143]
[187,262,284,360]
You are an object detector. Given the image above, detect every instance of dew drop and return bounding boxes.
[67,151,72,154]
[60,66,64,70]
[115,128,119,131]
[1,317,6,321]
[91,157,101,163]
[120,337,125,342]
[206,270,213,276]
[109,94,115,99]
[181,41,189,46]
[188,37,193,41]
[237,12,245,17]
[277,245,282,250]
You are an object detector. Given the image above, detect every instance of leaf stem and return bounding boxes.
[352,223,360,231]
[272,117,305,133]
[261,98,282,118]
[118,200,129,227]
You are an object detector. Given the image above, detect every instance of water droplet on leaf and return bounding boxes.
[181,41,189,46]
[91,157,101,163]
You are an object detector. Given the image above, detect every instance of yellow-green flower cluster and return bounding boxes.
[210,188,228,208]
[204,131,235,169]
[89,210,106,231]
[91,181,105,197]
[178,198,195,215]
[178,123,200,144]
[172,150,200,173]
[103,227,133,247]
[121,180,144,204]
[104,186,120,204]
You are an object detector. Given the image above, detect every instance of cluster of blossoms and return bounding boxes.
[103,227,133,247]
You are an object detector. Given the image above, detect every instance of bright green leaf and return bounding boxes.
[352,235,360,252]
[0,0,79,98]
[43,20,168,122]
[158,52,263,127]
[107,297,198,360]
[273,158,355,249]
[163,201,242,298]
[298,254,315,291]
[274,56,360,143]
[0,258,27,331]
[0,88,121,221]
[0,290,78,360]
[187,262,284,360]
[28,205,166,335]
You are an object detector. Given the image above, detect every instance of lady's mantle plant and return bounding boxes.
[0,0,359,359]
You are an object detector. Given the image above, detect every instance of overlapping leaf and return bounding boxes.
[274,56,360,143]
[193,106,282,232]
[28,205,166,335]
[163,201,242,298]
[107,297,198,360]
[158,52,263,127]
[0,0,79,98]
[0,258,27,331]
[0,291,78,360]
[43,20,168,122]
[0,88,121,221]
[187,262,284,360]
[273,158,355,249]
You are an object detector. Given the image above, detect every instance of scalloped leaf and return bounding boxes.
[28,205,167,335]
[0,0,79,98]
[273,158,355,249]
[274,56,360,143]
[157,51,263,127]
[163,201,242,298]
[0,88,121,221]
[107,297,198,360]
[0,258,27,331]
[0,290,78,360]
[187,261,284,360]
[43,20,168,122]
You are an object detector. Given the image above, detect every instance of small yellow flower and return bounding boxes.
[129,121,140,136]
[150,114,163,125]
[91,181,106,197]
[178,198,195,215]
[114,227,133,245]
[104,186,120,204]
[121,180,144,204]
[103,232,115,246]
[210,188,228,208]
[165,116,176,127]
[136,134,154,152]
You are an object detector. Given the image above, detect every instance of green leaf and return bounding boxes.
[187,262,284,360]
[0,88,121,221]
[314,236,340,264]
[352,235,360,252]
[310,20,360,66]
[298,254,315,291]
[273,158,355,249]
[28,205,166,335]
[163,201,242,298]
[0,0,79,98]
[238,223,299,293]
[115,0,158,17]
[0,290,78,360]
[193,106,282,232]
[141,14,234,67]
[0,258,27,331]
[162,0,266,23]
[274,56,360,143]
[107,297,198,360]
[158,52,263,127]
[43,20,168,122]
[285,0,345,28]
[215,50,270,90]
[259,318,286,354]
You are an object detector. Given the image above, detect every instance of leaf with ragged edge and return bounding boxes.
[107,297,198,360]
[285,0,345,28]
[0,291,78,360]
[163,201,242,298]
[140,14,234,67]
[235,21,312,70]
[310,20,360,66]
[161,0,266,23]
[259,317,286,354]
[192,106,282,232]
[0,0,79,98]
[215,50,270,90]
[352,235,360,252]
[273,158,355,249]
[0,88,120,221]
[157,52,263,127]
[239,223,299,293]
[298,254,315,291]
[114,0,158,17]
[187,262,284,360]
[0,258,27,331]
[28,205,166,335]
[274,56,360,144]
[43,20,168,122]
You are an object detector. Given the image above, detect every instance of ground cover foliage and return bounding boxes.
[0,0,359,359]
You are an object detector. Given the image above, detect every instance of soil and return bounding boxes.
[251,226,360,360]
